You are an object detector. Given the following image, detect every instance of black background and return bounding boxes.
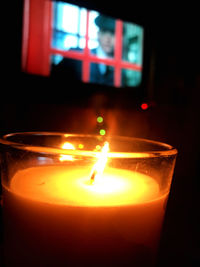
[0,0,200,266]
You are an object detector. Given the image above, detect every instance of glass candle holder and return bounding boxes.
[0,132,177,267]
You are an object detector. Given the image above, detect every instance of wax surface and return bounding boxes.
[8,165,160,207]
[3,165,168,267]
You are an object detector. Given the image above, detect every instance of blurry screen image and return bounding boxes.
[122,23,143,65]
[51,56,82,82]
[89,63,114,86]
[50,1,144,87]
[122,69,142,87]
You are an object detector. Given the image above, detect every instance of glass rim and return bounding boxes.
[0,132,178,158]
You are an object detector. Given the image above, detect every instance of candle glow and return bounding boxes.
[59,142,75,161]
[90,141,109,183]
[9,166,161,207]
[0,133,177,267]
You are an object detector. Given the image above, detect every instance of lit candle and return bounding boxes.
[8,166,162,207]
[1,135,177,267]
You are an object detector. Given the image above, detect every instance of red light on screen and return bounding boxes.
[141,103,149,110]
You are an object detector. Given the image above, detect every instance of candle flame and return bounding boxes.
[59,142,75,162]
[90,142,109,183]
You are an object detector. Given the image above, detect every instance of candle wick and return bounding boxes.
[90,170,97,182]
[37,182,46,186]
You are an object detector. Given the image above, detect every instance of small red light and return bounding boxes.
[141,103,148,110]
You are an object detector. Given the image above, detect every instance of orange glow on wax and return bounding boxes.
[9,166,160,207]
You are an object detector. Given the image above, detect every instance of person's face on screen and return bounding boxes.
[98,30,115,56]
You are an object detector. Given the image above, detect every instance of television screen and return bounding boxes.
[22,0,144,89]
[51,1,144,88]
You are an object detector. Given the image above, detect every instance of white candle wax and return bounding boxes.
[3,165,168,267]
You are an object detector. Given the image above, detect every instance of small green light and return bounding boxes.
[99,129,106,136]
[97,116,103,123]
